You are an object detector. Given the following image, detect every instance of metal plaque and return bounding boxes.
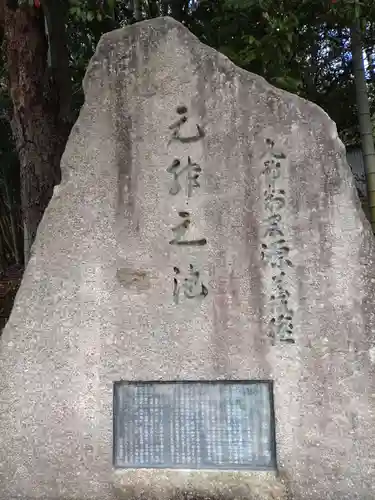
[113,381,276,470]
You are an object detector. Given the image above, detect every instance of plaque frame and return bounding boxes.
[113,380,277,471]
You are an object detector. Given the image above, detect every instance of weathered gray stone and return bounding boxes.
[0,15,375,500]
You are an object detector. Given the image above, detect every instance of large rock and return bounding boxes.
[1,16,375,500]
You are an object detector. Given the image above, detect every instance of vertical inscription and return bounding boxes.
[261,138,295,344]
[166,105,208,303]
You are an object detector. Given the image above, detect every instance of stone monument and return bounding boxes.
[0,16,375,500]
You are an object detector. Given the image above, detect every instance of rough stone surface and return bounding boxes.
[1,16,375,500]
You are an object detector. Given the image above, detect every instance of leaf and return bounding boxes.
[87,11,94,22]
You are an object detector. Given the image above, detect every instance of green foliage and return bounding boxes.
[1,0,374,164]
[68,0,108,24]
[1,0,375,147]
[195,0,375,144]
[64,0,375,145]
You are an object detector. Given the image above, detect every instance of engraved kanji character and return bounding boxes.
[166,157,202,197]
[265,138,287,160]
[261,240,292,268]
[268,273,294,343]
[263,139,287,180]
[169,211,207,246]
[270,292,293,325]
[270,315,294,343]
[270,272,291,301]
[264,185,286,212]
[263,214,284,238]
[173,265,208,304]
[262,158,281,181]
[168,105,205,144]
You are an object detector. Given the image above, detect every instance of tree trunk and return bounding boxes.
[0,1,73,264]
[170,0,184,22]
[147,0,159,18]
[133,0,142,21]
[3,178,20,264]
[351,18,375,232]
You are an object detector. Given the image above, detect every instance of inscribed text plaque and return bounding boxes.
[113,381,276,470]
